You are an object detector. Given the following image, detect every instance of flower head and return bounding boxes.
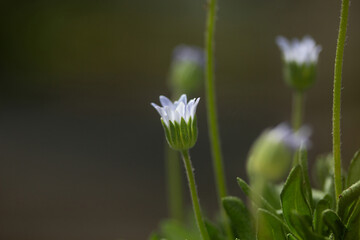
[276,36,322,65]
[247,123,311,181]
[169,45,205,95]
[151,94,200,150]
[276,36,322,91]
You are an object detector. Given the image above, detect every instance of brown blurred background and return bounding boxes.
[0,0,359,239]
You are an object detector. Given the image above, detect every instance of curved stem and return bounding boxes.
[333,0,350,204]
[181,150,210,240]
[291,91,304,131]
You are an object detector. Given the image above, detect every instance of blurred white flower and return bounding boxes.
[247,123,312,181]
[268,123,312,150]
[172,45,205,67]
[276,36,322,65]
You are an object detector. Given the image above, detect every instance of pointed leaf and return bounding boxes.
[338,180,360,219]
[346,150,360,187]
[286,233,298,240]
[322,209,346,240]
[222,196,254,240]
[280,165,311,237]
[344,200,360,240]
[313,198,330,234]
[257,209,288,240]
[205,220,226,240]
[289,211,326,240]
[298,147,313,212]
[237,178,277,215]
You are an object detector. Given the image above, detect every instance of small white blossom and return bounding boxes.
[276,36,322,65]
[151,94,200,150]
[268,123,312,150]
[151,94,200,127]
[172,45,205,67]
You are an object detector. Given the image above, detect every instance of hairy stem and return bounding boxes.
[333,0,350,204]
[181,150,210,240]
[205,0,233,238]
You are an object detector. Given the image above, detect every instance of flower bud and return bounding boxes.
[276,36,321,91]
[151,94,200,151]
[247,123,311,181]
[168,45,204,95]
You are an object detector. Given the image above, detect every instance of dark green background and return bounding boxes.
[0,0,359,239]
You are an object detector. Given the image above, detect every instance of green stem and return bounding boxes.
[333,0,350,204]
[205,0,233,238]
[181,150,210,240]
[166,147,183,222]
[291,91,304,131]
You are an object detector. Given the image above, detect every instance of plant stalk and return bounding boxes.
[166,147,183,221]
[333,0,350,204]
[291,91,304,131]
[205,0,233,238]
[181,150,210,240]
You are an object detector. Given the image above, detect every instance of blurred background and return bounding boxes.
[0,0,359,239]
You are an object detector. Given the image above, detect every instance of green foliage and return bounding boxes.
[222,196,255,240]
[281,165,312,238]
[257,209,288,240]
[346,150,360,187]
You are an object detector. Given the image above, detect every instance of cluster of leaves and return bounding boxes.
[150,149,360,240]
[223,149,360,240]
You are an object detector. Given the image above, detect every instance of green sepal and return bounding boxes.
[161,119,173,147]
[169,121,178,149]
[222,196,255,240]
[283,61,317,91]
[192,116,198,146]
[322,209,346,240]
[180,118,189,147]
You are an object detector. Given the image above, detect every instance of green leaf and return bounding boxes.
[237,178,277,215]
[160,219,200,240]
[289,211,326,240]
[343,200,360,240]
[314,153,333,190]
[205,220,226,240]
[222,196,255,240]
[313,198,330,235]
[322,209,346,240]
[338,180,360,220]
[286,233,298,240]
[257,209,288,240]
[298,147,313,212]
[280,165,311,238]
[346,150,360,188]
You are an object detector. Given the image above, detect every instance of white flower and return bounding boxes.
[151,94,200,150]
[276,36,322,65]
[151,94,200,127]
[267,123,312,150]
[172,45,205,67]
